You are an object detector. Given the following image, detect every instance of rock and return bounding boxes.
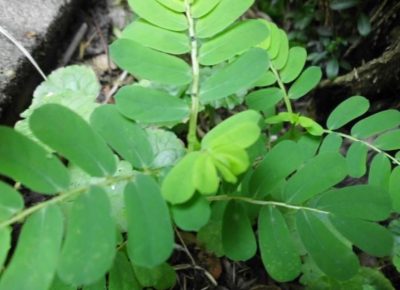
[0,0,86,125]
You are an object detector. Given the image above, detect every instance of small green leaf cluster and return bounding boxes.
[0,0,399,289]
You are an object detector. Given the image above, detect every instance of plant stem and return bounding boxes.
[207,195,329,214]
[270,64,293,114]
[185,0,200,152]
[0,173,136,230]
[324,129,400,166]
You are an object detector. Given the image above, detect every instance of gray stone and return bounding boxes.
[0,0,84,125]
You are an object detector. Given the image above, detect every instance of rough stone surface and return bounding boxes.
[0,0,83,125]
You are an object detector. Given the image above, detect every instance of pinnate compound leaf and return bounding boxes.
[0,228,11,270]
[0,126,70,194]
[390,167,400,213]
[128,0,187,31]
[156,0,185,12]
[283,152,348,204]
[30,104,116,177]
[375,130,400,151]
[369,153,391,190]
[280,47,307,83]
[259,206,301,282]
[288,66,322,99]
[195,0,254,38]
[250,141,303,198]
[192,0,221,18]
[91,105,154,169]
[0,181,24,221]
[319,133,342,153]
[271,29,289,70]
[327,96,370,130]
[125,174,174,267]
[295,211,359,281]
[314,185,392,221]
[346,141,368,178]
[109,252,141,290]
[201,110,261,149]
[351,110,400,138]
[329,215,393,257]
[115,86,190,127]
[57,186,116,286]
[199,20,269,66]
[0,206,63,290]
[222,201,257,261]
[162,152,199,204]
[246,87,284,112]
[110,39,192,85]
[171,193,211,231]
[122,19,190,55]
[200,48,269,101]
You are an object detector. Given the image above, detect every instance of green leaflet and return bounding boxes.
[314,185,392,221]
[250,141,303,198]
[192,0,221,18]
[329,215,393,257]
[330,0,360,10]
[122,19,190,55]
[346,141,368,178]
[199,20,269,66]
[128,0,187,31]
[195,0,254,38]
[0,206,63,290]
[110,39,192,85]
[146,129,186,169]
[201,110,262,149]
[0,228,11,270]
[351,110,400,138]
[154,263,177,290]
[109,252,141,290]
[0,181,23,221]
[258,206,301,282]
[82,278,105,290]
[358,13,371,36]
[253,70,277,87]
[265,22,281,59]
[156,0,185,12]
[288,66,322,99]
[390,167,400,213]
[162,152,199,204]
[114,86,190,127]
[375,130,400,150]
[222,201,257,261]
[90,105,154,169]
[0,126,70,194]
[369,153,391,190]
[212,145,250,175]
[326,58,339,80]
[30,65,100,108]
[319,133,342,153]
[246,87,284,112]
[200,48,269,101]
[295,211,359,281]
[327,96,370,130]
[271,29,289,70]
[49,277,76,290]
[30,104,117,177]
[57,186,116,286]
[297,134,322,162]
[280,47,307,83]
[125,174,174,267]
[193,153,219,194]
[171,193,211,231]
[283,152,348,204]
[197,220,225,257]
[133,262,176,289]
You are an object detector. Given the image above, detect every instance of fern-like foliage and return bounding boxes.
[0,0,399,289]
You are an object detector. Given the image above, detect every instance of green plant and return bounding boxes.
[0,0,399,289]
